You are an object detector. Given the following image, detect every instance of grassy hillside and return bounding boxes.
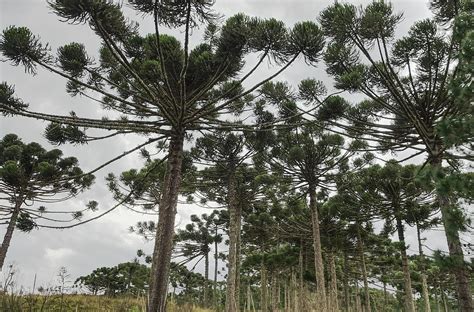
[0,294,214,312]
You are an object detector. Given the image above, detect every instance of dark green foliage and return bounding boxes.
[287,22,325,65]
[57,43,91,77]
[0,134,94,230]
[175,212,222,265]
[0,83,28,115]
[16,212,36,232]
[130,0,217,28]
[168,262,207,297]
[75,261,150,296]
[49,0,136,41]
[0,26,50,74]
[319,0,465,160]
[44,123,87,145]
[0,134,94,200]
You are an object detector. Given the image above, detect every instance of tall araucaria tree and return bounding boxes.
[0,1,325,310]
[319,1,473,309]
[0,133,94,269]
[366,162,435,312]
[191,131,259,312]
[254,81,369,311]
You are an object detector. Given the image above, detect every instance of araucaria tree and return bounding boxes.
[0,134,94,269]
[255,80,367,311]
[175,213,218,305]
[320,1,473,309]
[191,131,254,312]
[0,1,325,310]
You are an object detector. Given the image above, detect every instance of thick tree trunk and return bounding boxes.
[225,171,239,312]
[356,224,370,312]
[148,135,184,312]
[261,260,268,312]
[395,217,415,312]
[431,157,472,311]
[0,199,22,270]
[309,186,327,311]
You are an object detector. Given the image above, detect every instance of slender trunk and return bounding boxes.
[225,170,239,312]
[441,288,448,312]
[148,134,184,312]
[235,203,242,308]
[435,283,440,312]
[215,227,219,310]
[309,186,327,311]
[246,285,251,312]
[328,252,339,312]
[356,223,371,312]
[343,252,349,312]
[292,272,297,312]
[204,250,209,306]
[395,217,415,312]
[355,281,362,312]
[299,240,304,311]
[0,198,22,269]
[416,222,431,312]
[431,157,472,312]
[261,260,268,312]
[271,272,278,312]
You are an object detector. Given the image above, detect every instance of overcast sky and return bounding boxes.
[0,0,469,292]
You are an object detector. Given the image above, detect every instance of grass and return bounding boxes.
[0,293,214,312]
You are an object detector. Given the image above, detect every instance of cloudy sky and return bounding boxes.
[0,0,467,291]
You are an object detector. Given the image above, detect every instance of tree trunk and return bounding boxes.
[328,252,339,312]
[416,222,431,312]
[435,283,440,312]
[355,281,362,312]
[299,240,304,312]
[441,288,448,312]
[225,170,239,312]
[292,272,297,312]
[148,134,184,312]
[235,203,242,309]
[271,273,279,312]
[215,227,219,310]
[0,199,22,270]
[204,250,209,306]
[395,217,415,312]
[355,224,370,312]
[246,285,251,312]
[309,186,327,311]
[431,157,472,312]
[261,260,268,312]
[343,252,350,312]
